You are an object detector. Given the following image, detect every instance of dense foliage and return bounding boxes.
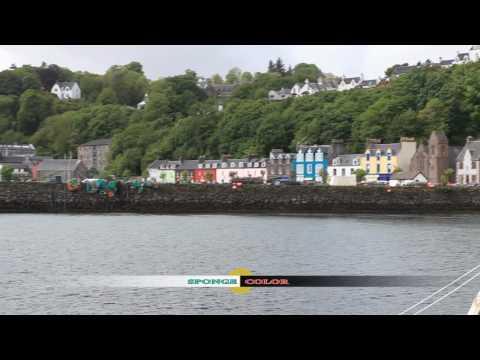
[2,59,480,176]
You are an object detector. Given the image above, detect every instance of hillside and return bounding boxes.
[1,59,480,177]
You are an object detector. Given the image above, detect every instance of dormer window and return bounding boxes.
[247,162,253,168]
[261,162,266,167]
[212,163,217,168]
[239,162,244,168]
[376,150,381,161]
[296,150,304,162]
[254,162,259,168]
[230,162,236,168]
[315,150,324,162]
[198,164,203,169]
[222,163,227,168]
[353,159,359,166]
[365,151,370,161]
[387,150,392,161]
[305,149,314,162]
[205,164,211,169]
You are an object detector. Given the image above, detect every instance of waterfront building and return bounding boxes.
[389,171,428,187]
[0,156,31,181]
[0,144,35,158]
[267,149,296,182]
[408,131,460,185]
[295,141,345,183]
[147,160,180,184]
[34,159,88,182]
[50,82,81,100]
[194,159,220,184]
[176,160,199,183]
[360,138,417,183]
[327,154,362,186]
[456,137,480,185]
[215,157,268,184]
[77,138,112,174]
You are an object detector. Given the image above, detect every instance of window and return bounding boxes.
[366,152,370,161]
[473,175,477,183]
[341,168,346,176]
[376,164,381,173]
[296,164,303,174]
[222,163,227,168]
[239,162,244,168]
[366,164,370,174]
[333,169,337,176]
[353,159,358,166]
[315,151,324,162]
[473,161,477,169]
[230,162,236,168]
[376,151,381,161]
[296,151,304,162]
[247,162,253,168]
[305,149,314,162]
[387,164,392,173]
[387,150,392,161]
[466,175,470,184]
[205,164,211,169]
[198,164,203,169]
[261,162,266,167]
[254,162,259,168]
[212,163,217,169]
[459,175,463,184]
[458,162,463,170]
[306,164,313,174]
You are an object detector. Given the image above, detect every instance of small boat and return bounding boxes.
[468,291,480,315]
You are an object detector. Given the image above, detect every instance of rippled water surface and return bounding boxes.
[1,213,479,314]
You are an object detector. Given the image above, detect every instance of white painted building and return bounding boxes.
[456,137,480,185]
[389,171,428,187]
[337,74,364,91]
[328,154,361,186]
[50,82,81,100]
[137,93,148,109]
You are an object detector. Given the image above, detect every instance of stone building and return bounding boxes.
[34,159,88,183]
[408,131,460,185]
[77,139,112,174]
[267,149,296,181]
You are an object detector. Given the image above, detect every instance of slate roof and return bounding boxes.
[37,159,82,171]
[148,160,182,170]
[54,82,78,89]
[457,53,470,61]
[440,59,455,66]
[392,65,418,76]
[79,138,112,147]
[0,156,26,164]
[297,144,332,154]
[358,79,377,87]
[366,143,401,155]
[332,154,362,166]
[456,140,480,161]
[391,170,426,181]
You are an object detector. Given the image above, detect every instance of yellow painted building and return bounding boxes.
[359,138,417,182]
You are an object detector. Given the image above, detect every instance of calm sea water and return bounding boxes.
[1,213,479,315]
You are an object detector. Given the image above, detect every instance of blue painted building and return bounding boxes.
[294,145,332,183]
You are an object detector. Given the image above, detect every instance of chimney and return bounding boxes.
[221,154,231,161]
[366,138,381,146]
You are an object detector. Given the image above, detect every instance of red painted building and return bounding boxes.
[193,160,220,183]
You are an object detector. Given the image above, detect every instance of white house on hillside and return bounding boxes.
[51,82,81,100]
[337,74,364,91]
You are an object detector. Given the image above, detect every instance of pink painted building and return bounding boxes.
[215,158,268,184]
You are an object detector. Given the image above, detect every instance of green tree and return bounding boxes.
[240,71,253,84]
[16,89,54,135]
[1,165,14,182]
[225,67,242,84]
[103,65,148,106]
[293,63,322,82]
[355,169,367,183]
[275,58,286,75]
[440,168,455,186]
[97,87,119,105]
[211,74,224,84]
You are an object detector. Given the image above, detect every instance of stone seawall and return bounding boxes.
[1,183,480,214]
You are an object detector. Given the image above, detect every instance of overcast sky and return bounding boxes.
[0,45,470,80]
